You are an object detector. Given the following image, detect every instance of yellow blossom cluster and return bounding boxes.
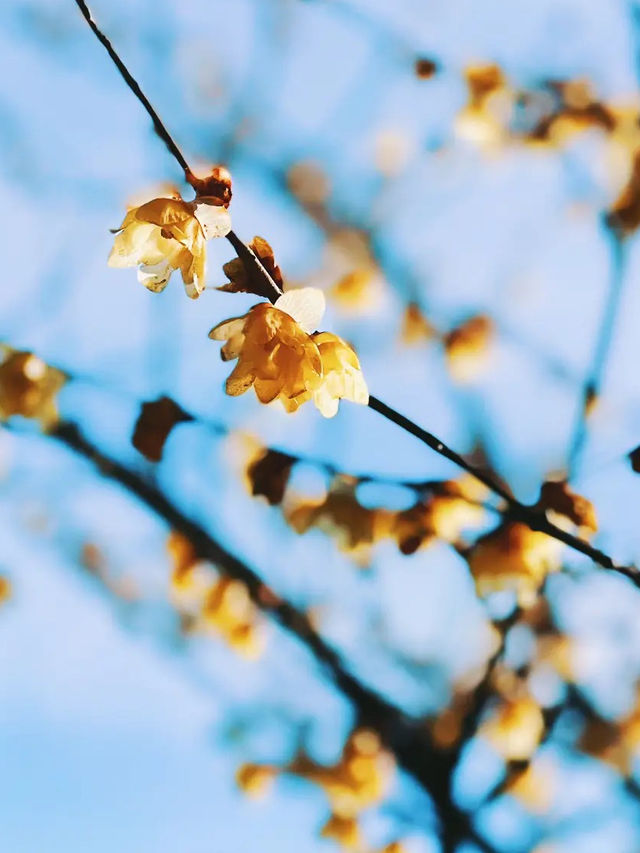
[209,288,368,417]
[0,347,66,429]
[237,728,396,851]
[286,474,487,560]
[480,694,545,761]
[167,532,264,658]
[467,522,564,606]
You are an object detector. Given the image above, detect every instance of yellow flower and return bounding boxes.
[0,348,66,429]
[481,695,544,761]
[236,763,277,798]
[0,575,11,605]
[109,193,231,298]
[468,521,564,606]
[320,814,361,850]
[209,288,368,417]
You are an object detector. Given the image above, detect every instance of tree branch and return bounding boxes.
[43,419,495,852]
[567,230,627,477]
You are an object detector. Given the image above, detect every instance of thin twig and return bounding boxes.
[567,230,626,477]
[73,0,283,305]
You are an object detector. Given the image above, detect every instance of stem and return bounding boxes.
[73,0,190,174]
[73,0,282,304]
[567,231,626,477]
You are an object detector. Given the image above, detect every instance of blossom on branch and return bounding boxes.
[109,184,231,298]
[209,288,368,417]
[0,347,66,429]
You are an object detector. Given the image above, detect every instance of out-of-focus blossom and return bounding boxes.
[0,574,11,605]
[209,288,368,417]
[0,348,66,429]
[288,728,394,817]
[504,756,556,814]
[109,186,231,298]
[235,762,277,798]
[168,533,264,658]
[444,315,494,383]
[481,695,545,760]
[400,303,436,345]
[320,814,361,850]
[468,522,564,605]
[455,64,511,150]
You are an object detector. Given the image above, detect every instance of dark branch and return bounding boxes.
[44,419,494,852]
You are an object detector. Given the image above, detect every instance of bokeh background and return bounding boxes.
[4,0,640,851]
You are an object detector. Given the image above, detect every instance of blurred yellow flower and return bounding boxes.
[320,814,361,850]
[109,193,231,298]
[235,762,277,798]
[288,728,393,817]
[468,521,564,606]
[0,575,11,605]
[0,348,66,429]
[209,288,368,417]
[481,695,544,761]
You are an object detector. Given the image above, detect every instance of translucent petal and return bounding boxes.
[209,317,246,341]
[194,203,232,239]
[275,288,326,333]
[137,260,172,292]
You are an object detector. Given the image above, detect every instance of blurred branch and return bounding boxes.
[41,418,495,853]
[567,231,627,477]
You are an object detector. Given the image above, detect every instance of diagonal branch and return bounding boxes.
[73,0,282,304]
[43,419,495,853]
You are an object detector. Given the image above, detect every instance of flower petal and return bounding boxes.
[194,202,232,239]
[275,288,326,333]
[209,317,246,341]
[137,260,173,292]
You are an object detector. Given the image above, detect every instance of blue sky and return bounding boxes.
[4,0,640,851]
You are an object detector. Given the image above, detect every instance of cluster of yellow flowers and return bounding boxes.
[285,474,487,561]
[0,346,66,429]
[468,481,597,605]
[237,728,401,852]
[167,532,264,658]
[109,177,369,418]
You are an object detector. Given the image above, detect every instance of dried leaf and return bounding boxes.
[538,480,598,533]
[247,449,296,505]
[132,396,193,462]
[219,236,284,295]
[414,57,438,79]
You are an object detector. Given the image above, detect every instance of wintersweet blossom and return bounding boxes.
[209,288,369,417]
[0,348,66,429]
[109,193,231,298]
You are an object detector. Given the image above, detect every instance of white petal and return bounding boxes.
[194,203,232,240]
[208,317,246,340]
[275,287,326,333]
[137,260,172,292]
